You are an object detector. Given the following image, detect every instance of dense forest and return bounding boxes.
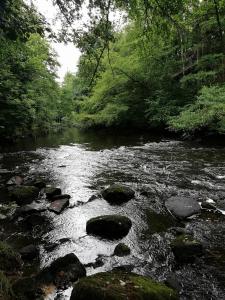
[1,0,225,139]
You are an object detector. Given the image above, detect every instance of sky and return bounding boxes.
[33,0,81,82]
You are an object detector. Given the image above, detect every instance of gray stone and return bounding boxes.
[48,198,69,214]
[165,196,201,219]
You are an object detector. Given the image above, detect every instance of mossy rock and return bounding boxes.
[102,184,135,205]
[144,210,178,235]
[0,242,23,272]
[86,215,132,240]
[70,272,178,300]
[114,243,131,257]
[171,234,203,263]
[9,186,39,205]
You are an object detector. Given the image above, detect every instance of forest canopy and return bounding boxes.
[0,0,225,139]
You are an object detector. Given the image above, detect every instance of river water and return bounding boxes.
[1,128,225,299]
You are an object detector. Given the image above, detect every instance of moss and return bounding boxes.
[102,184,135,204]
[71,272,178,300]
[0,271,13,300]
[144,210,178,235]
[0,242,23,272]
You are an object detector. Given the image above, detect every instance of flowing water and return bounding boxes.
[1,128,225,299]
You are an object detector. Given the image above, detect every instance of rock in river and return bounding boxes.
[70,272,178,300]
[165,196,201,219]
[19,244,39,260]
[171,234,203,263]
[45,187,61,200]
[37,253,86,289]
[86,215,132,240]
[102,184,135,204]
[9,185,39,205]
[113,243,131,257]
[48,198,69,214]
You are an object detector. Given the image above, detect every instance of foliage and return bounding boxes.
[0,271,13,300]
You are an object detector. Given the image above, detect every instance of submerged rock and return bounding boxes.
[113,243,131,257]
[165,196,201,219]
[171,234,203,263]
[48,198,69,214]
[37,253,86,289]
[86,215,132,240]
[9,186,39,205]
[19,244,39,260]
[102,184,135,204]
[45,187,61,200]
[70,272,178,300]
[0,241,23,272]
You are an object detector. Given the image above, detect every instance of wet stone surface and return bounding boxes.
[0,128,225,299]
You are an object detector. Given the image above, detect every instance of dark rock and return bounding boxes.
[15,203,47,217]
[37,253,86,289]
[6,175,23,186]
[201,201,217,211]
[12,276,44,300]
[113,243,131,257]
[44,242,59,252]
[58,238,71,244]
[50,194,71,202]
[48,198,69,214]
[102,184,135,205]
[19,244,39,260]
[70,272,178,300]
[145,209,178,234]
[0,241,23,272]
[33,180,46,189]
[85,256,104,269]
[45,187,61,199]
[9,186,39,205]
[112,265,134,272]
[23,214,48,228]
[165,196,201,219]
[171,234,203,263]
[86,215,132,240]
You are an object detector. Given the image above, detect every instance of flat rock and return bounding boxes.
[45,187,61,199]
[16,203,47,216]
[50,194,71,202]
[102,184,135,204]
[165,196,201,219]
[70,272,178,300]
[48,199,69,214]
[86,215,132,240]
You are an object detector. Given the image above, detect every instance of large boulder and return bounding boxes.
[70,272,178,300]
[86,215,132,240]
[113,243,131,257]
[171,234,203,263]
[9,186,39,205]
[102,184,135,205]
[165,196,201,219]
[19,244,39,260]
[0,242,23,272]
[37,253,86,289]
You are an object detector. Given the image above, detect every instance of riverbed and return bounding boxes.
[1,128,225,299]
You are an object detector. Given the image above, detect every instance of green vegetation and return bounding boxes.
[58,0,225,136]
[0,271,13,300]
[1,0,225,139]
[0,242,22,272]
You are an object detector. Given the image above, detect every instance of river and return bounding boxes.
[1,128,225,299]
